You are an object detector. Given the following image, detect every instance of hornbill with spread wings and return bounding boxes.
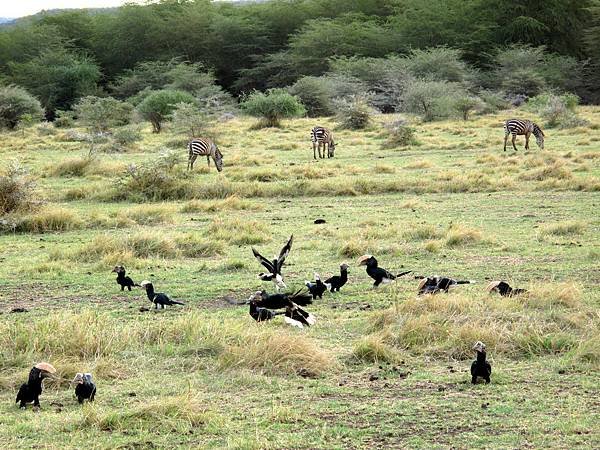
[252,235,293,291]
[247,289,315,328]
[486,281,527,297]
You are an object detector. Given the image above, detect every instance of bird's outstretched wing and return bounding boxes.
[276,235,293,272]
[252,247,275,272]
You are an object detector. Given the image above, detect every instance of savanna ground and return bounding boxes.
[0,108,599,449]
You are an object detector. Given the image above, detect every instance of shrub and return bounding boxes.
[48,156,94,177]
[288,76,335,117]
[403,47,473,83]
[0,85,44,129]
[53,109,75,128]
[74,96,133,131]
[529,93,588,129]
[240,89,305,128]
[478,90,510,114]
[0,162,37,214]
[171,102,211,138]
[195,84,237,115]
[335,94,374,129]
[9,206,83,233]
[382,118,418,148]
[402,80,459,121]
[453,95,483,120]
[112,125,143,146]
[136,89,196,132]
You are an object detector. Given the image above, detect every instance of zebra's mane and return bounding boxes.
[532,123,544,137]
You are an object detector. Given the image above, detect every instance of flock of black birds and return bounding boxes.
[16,234,528,409]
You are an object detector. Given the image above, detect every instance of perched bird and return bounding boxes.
[248,290,315,328]
[416,276,474,295]
[140,281,184,309]
[323,263,349,293]
[72,373,96,404]
[305,273,327,299]
[16,362,56,409]
[486,281,527,297]
[252,235,293,291]
[471,341,492,384]
[112,265,138,291]
[357,255,411,287]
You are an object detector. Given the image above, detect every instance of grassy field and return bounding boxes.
[0,108,599,449]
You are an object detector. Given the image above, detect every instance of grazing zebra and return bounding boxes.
[503,119,545,151]
[311,126,336,159]
[187,138,223,172]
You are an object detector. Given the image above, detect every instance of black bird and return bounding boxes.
[248,301,284,322]
[252,235,293,291]
[305,273,327,299]
[323,263,349,292]
[16,362,56,409]
[72,373,96,404]
[112,265,138,291]
[471,341,492,384]
[248,290,315,328]
[357,255,411,287]
[140,281,184,309]
[416,276,474,295]
[486,281,527,297]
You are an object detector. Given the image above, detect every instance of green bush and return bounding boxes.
[529,93,588,129]
[335,94,374,129]
[136,89,195,132]
[478,90,510,114]
[402,80,459,121]
[74,96,133,131]
[453,95,483,120]
[241,89,305,128]
[112,125,143,146]
[0,85,44,129]
[382,118,418,148]
[403,47,472,83]
[288,76,336,117]
[171,102,211,139]
[53,110,75,128]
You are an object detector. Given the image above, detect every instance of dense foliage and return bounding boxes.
[0,0,597,119]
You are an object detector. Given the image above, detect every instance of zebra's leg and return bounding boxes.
[207,155,211,167]
[503,133,508,152]
[313,142,317,160]
[525,132,530,150]
[511,134,518,151]
[326,143,330,158]
[189,154,198,170]
[319,143,324,159]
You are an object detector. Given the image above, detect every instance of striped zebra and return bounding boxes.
[311,126,336,159]
[503,119,545,151]
[187,138,223,172]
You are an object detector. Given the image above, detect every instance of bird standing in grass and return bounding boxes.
[305,273,327,299]
[16,362,56,410]
[357,255,411,287]
[471,341,492,384]
[72,373,96,404]
[324,263,349,293]
[416,276,474,295]
[252,235,293,291]
[140,281,184,309]
[248,290,315,328]
[486,281,527,297]
[112,265,138,291]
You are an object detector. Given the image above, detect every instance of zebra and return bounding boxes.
[503,119,544,151]
[187,138,223,172]
[311,126,336,159]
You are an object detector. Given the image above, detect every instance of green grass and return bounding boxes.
[0,109,599,448]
